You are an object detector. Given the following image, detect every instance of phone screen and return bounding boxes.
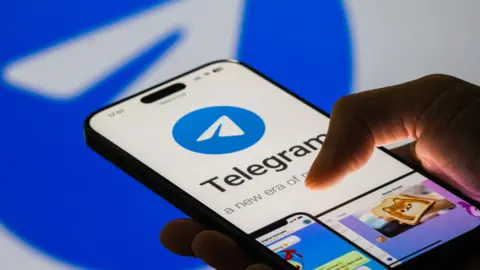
[254,213,386,269]
[89,61,479,268]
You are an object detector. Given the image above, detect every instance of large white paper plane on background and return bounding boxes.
[3,0,244,100]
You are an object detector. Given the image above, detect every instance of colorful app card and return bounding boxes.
[266,217,386,270]
[340,178,480,261]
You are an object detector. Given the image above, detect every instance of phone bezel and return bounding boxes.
[84,59,480,269]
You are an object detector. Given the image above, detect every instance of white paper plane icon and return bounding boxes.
[196,116,244,142]
[3,0,244,100]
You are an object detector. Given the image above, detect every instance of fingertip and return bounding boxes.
[305,175,343,190]
[305,134,375,191]
[190,230,219,257]
[304,154,345,190]
[159,218,203,257]
[191,230,250,270]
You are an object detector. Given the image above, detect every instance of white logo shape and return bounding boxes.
[2,0,244,100]
[196,116,244,142]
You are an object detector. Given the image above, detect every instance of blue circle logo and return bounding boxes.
[173,106,265,154]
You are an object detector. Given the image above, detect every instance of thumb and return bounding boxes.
[305,74,479,191]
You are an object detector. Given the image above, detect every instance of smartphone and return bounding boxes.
[84,60,480,269]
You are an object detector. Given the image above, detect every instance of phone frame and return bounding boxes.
[84,59,479,269]
[251,212,389,268]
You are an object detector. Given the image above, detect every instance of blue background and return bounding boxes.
[0,0,351,268]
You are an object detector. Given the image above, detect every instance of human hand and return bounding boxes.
[160,74,480,270]
[305,74,480,202]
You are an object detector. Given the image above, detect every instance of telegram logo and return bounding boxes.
[173,106,265,154]
[0,0,351,269]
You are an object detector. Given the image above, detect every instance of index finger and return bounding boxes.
[305,74,462,189]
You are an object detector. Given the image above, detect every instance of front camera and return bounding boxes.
[303,219,312,225]
[141,83,186,104]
